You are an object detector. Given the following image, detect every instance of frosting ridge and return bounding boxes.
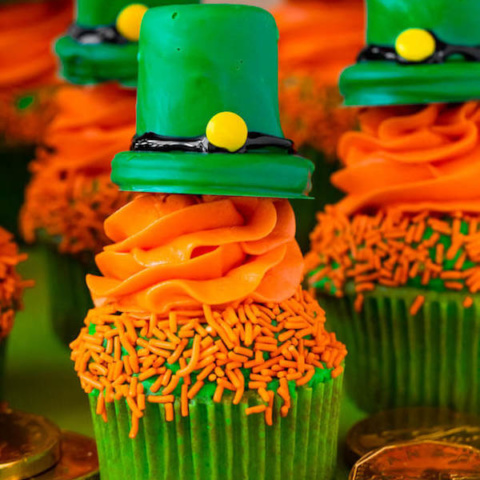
[335,102,480,215]
[88,194,304,312]
[21,84,135,254]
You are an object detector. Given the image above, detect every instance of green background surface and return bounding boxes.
[4,246,366,479]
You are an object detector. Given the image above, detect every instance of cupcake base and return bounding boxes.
[43,246,94,346]
[90,375,343,480]
[320,285,480,414]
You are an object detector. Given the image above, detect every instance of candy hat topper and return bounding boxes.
[112,4,314,199]
[340,0,480,106]
[55,0,198,86]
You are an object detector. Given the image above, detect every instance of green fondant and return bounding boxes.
[340,0,480,106]
[76,0,196,27]
[55,36,139,86]
[114,4,313,198]
[367,0,480,46]
[137,5,282,137]
[341,61,480,107]
[112,150,313,198]
[57,0,199,85]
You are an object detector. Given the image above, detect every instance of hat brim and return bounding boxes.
[340,61,480,107]
[112,150,314,199]
[54,36,138,87]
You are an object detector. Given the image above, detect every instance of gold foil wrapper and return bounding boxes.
[349,440,480,480]
[346,407,480,465]
[0,409,61,480]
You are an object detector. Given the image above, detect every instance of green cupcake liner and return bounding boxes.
[319,286,480,414]
[291,147,342,254]
[0,144,34,236]
[89,374,343,480]
[0,339,7,401]
[42,246,94,346]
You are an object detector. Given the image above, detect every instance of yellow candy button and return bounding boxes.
[395,28,436,62]
[206,112,248,153]
[116,4,148,42]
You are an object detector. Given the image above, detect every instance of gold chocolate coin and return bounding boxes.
[346,407,480,465]
[32,432,99,480]
[349,440,480,480]
[0,408,61,480]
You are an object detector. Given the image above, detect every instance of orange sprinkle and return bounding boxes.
[71,288,346,438]
[464,297,474,308]
[410,295,425,316]
[245,405,267,415]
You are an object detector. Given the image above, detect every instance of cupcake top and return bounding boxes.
[71,194,346,436]
[87,194,303,311]
[274,0,364,157]
[306,103,480,312]
[0,0,73,144]
[21,84,135,256]
[0,228,27,339]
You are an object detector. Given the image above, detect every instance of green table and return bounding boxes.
[5,246,366,479]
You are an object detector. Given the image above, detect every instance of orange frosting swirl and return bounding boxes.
[87,194,304,313]
[21,84,136,254]
[0,0,72,91]
[274,0,364,85]
[273,0,364,155]
[335,102,480,215]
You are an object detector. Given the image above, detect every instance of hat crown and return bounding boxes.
[367,0,480,46]
[136,4,284,138]
[76,0,195,27]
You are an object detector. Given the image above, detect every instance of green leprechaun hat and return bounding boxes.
[112,4,314,198]
[340,0,480,106]
[55,0,198,86]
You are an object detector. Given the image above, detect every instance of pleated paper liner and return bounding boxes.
[90,374,343,480]
[319,284,480,414]
[42,245,94,346]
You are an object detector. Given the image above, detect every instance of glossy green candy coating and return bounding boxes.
[112,150,314,198]
[367,0,480,46]
[113,4,313,198]
[54,38,139,87]
[340,0,480,106]
[76,0,195,28]
[56,0,199,85]
[137,5,282,138]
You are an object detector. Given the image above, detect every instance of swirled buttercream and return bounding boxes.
[87,194,304,313]
[335,102,480,215]
[21,84,135,254]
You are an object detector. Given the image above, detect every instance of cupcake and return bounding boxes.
[21,0,199,345]
[70,5,346,479]
[0,0,73,233]
[273,0,364,251]
[20,83,136,345]
[0,227,28,399]
[306,0,480,414]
